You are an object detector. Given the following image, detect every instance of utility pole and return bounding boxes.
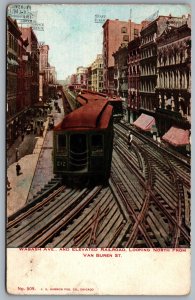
[129,8,132,41]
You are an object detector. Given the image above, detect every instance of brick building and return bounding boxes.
[102,19,142,94]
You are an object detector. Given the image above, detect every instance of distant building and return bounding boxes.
[102,19,142,94]
[64,76,71,86]
[69,67,88,91]
[91,54,103,92]
[76,66,88,88]
[39,44,49,71]
[70,74,77,85]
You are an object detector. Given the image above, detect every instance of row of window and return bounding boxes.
[157,70,190,90]
[129,49,140,58]
[140,65,156,76]
[121,27,139,36]
[7,75,32,94]
[141,33,156,45]
[140,81,156,93]
[141,47,156,59]
[7,75,17,93]
[57,134,104,154]
[157,50,188,67]
[157,93,190,115]
[129,65,140,74]
[8,33,18,52]
[7,98,16,117]
[140,96,156,111]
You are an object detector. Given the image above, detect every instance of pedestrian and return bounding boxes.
[127,131,133,148]
[7,176,11,190]
[16,163,21,176]
[157,136,161,147]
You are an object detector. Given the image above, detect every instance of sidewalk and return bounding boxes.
[7,98,64,217]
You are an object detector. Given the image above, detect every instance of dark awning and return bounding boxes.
[133,113,156,131]
[162,127,190,147]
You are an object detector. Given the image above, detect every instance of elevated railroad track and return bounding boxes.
[7,121,190,248]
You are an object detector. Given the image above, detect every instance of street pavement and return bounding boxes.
[7,98,64,217]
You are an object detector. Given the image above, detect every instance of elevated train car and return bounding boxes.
[53,99,113,184]
[76,90,123,121]
[107,96,123,121]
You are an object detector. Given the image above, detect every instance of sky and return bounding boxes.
[12,4,191,80]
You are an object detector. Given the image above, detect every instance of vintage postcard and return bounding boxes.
[6,3,191,295]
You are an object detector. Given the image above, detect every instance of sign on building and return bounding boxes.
[8,5,38,24]
[32,23,44,31]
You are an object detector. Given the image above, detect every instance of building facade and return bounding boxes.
[7,17,32,146]
[70,74,77,85]
[44,65,57,98]
[21,27,39,106]
[69,67,88,90]
[86,66,92,91]
[113,45,128,97]
[127,37,141,123]
[155,17,191,135]
[7,17,21,144]
[139,15,186,119]
[91,54,103,92]
[39,44,49,101]
[102,19,142,94]
[76,66,88,88]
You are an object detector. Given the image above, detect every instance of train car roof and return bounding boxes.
[54,100,113,131]
[76,90,122,105]
[77,92,106,106]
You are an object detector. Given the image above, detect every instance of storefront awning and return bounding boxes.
[133,113,156,131]
[162,127,190,147]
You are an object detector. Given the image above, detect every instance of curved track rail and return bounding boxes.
[113,123,190,248]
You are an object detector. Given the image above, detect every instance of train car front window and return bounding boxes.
[57,134,67,153]
[91,135,103,155]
